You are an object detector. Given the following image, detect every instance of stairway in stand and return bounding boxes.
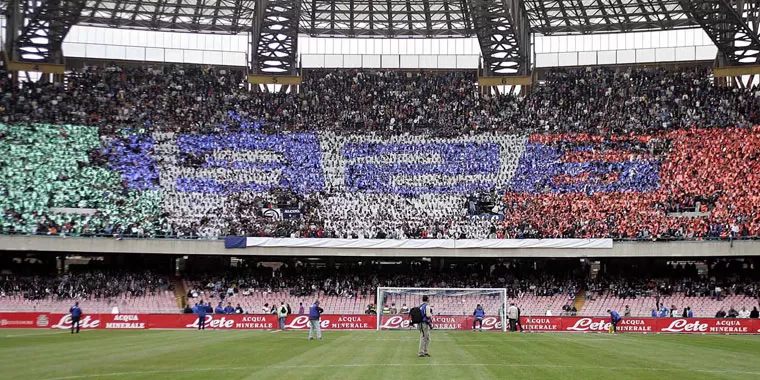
[573,290,587,314]
[172,277,187,310]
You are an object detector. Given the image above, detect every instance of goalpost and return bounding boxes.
[376,287,507,332]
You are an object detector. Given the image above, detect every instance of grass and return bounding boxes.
[2,329,760,380]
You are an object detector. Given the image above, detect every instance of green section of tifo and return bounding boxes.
[0,123,163,235]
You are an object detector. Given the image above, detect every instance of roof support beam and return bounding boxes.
[9,0,85,67]
[469,0,530,76]
[251,0,300,75]
[422,0,432,36]
[679,0,760,66]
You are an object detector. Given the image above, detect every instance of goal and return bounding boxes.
[376,287,507,332]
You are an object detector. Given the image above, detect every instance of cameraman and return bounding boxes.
[418,295,432,357]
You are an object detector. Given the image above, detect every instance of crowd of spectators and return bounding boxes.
[0,270,172,300]
[2,64,760,240]
[587,260,760,301]
[4,65,757,135]
[185,260,583,303]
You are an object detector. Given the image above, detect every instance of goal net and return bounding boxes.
[376,287,507,332]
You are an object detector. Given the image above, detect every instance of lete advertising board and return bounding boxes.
[0,312,51,328]
[148,314,278,329]
[0,313,758,334]
[379,315,502,330]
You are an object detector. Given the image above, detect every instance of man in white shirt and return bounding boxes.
[507,303,519,332]
[738,307,751,318]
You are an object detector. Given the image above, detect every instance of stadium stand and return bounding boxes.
[0,271,177,313]
[4,258,753,317]
[2,65,760,241]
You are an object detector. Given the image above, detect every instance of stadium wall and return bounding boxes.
[1,235,758,257]
[1,313,758,334]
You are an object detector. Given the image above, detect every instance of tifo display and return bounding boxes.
[2,66,759,241]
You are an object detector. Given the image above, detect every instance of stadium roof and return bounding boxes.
[71,0,698,36]
[5,0,758,78]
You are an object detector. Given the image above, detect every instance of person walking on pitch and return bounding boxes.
[608,309,622,333]
[69,302,82,334]
[197,300,207,330]
[308,300,323,340]
[413,295,433,357]
[473,304,485,331]
[507,303,519,332]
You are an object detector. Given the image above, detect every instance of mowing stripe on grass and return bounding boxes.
[3,331,75,338]
[38,363,760,380]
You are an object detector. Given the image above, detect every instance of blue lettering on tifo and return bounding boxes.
[103,134,159,190]
[509,142,660,194]
[342,142,501,195]
[174,132,324,194]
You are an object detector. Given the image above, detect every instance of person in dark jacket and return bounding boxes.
[69,302,82,334]
[750,307,759,319]
[197,301,207,330]
[608,309,622,333]
[472,304,485,331]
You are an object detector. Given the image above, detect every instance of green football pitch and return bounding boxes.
[2,329,760,380]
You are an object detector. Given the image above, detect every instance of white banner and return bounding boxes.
[241,237,612,249]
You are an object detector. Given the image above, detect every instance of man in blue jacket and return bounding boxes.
[215,302,225,314]
[197,300,207,330]
[472,304,485,331]
[308,300,324,340]
[608,309,622,333]
[69,302,82,334]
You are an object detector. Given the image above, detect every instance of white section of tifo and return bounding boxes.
[317,132,526,239]
[318,132,527,191]
[151,130,528,240]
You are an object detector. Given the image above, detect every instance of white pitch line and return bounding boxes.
[37,362,760,380]
[3,331,78,338]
